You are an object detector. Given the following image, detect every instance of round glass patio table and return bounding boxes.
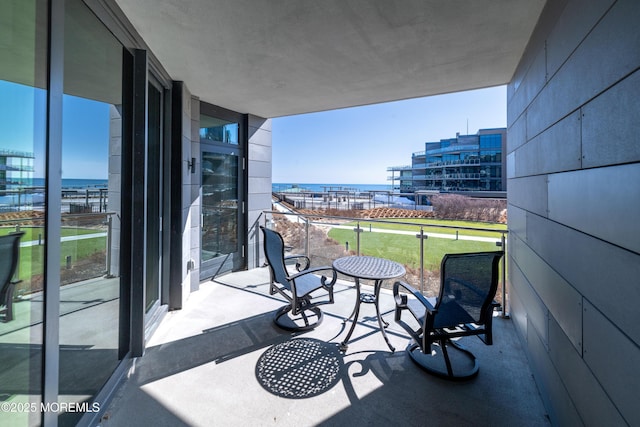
[333,256,406,352]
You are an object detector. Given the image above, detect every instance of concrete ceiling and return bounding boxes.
[115,0,547,118]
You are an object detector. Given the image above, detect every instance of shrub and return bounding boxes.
[430,194,506,223]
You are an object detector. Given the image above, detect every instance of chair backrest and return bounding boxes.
[261,226,291,289]
[0,232,24,298]
[434,251,503,328]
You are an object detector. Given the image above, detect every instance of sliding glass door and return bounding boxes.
[59,1,125,424]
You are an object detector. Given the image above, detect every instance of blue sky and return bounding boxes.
[0,80,109,180]
[2,80,506,184]
[272,85,507,185]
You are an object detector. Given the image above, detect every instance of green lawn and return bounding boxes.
[1,227,107,281]
[0,226,100,240]
[328,220,504,271]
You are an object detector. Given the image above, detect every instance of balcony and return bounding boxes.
[99,209,548,425]
[103,267,548,426]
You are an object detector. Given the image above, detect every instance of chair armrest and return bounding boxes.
[283,254,310,272]
[287,266,337,287]
[393,281,436,314]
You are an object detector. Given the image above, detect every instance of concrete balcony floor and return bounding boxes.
[103,267,550,426]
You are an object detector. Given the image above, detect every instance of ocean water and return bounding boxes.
[0,178,108,207]
[13,178,108,189]
[272,183,391,193]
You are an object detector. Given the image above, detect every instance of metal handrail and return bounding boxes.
[262,209,509,317]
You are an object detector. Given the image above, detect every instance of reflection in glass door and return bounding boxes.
[0,1,47,425]
[59,1,124,424]
[201,149,238,260]
[199,108,245,279]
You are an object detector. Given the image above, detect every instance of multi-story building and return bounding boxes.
[389,128,506,194]
[0,150,35,192]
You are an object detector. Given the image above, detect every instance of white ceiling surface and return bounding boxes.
[115,0,546,118]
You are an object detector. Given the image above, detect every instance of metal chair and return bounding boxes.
[0,232,25,322]
[393,251,504,380]
[261,226,337,331]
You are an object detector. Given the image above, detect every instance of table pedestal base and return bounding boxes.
[340,278,395,353]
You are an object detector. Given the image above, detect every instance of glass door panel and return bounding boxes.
[201,150,238,264]
[59,1,124,424]
[199,105,245,279]
[0,1,47,425]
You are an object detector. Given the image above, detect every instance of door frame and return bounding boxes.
[198,102,247,280]
[144,74,168,332]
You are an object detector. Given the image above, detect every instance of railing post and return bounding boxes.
[105,215,113,278]
[500,232,508,318]
[354,221,362,256]
[305,218,310,257]
[416,228,428,294]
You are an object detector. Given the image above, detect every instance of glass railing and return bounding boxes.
[261,210,508,314]
[0,211,116,296]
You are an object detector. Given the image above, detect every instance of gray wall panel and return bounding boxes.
[507,204,526,242]
[583,300,640,426]
[527,0,640,139]
[248,123,272,147]
[507,111,527,154]
[248,193,272,212]
[507,0,640,422]
[248,176,272,195]
[527,214,640,346]
[548,316,626,426]
[248,160,272,179]
[247,115,272,268]
[507,175,548,217]
[507,265,528,341]
[508,48,547,126]
[512,235,582,352]
[548,163,640,253]
[582,70,640,168]
[507,152,516,179]
[515,111,581,177]
[545,0,616,78]
[248,140,271,163]
[509,259,548,347]
[526,317,582,427]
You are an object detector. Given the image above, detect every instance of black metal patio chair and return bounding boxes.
[393,251,504,380]
[261,226,337,331]
[0,232,25,322]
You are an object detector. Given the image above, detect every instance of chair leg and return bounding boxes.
[273,304,323,332]
[1,283,15,322]
[406,338,479,381]
[440,339,454,377]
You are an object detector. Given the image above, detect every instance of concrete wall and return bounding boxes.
[247,115,272,269]
[507,0,640,425]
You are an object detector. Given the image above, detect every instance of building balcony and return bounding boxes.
[103,266,548,426]
[97,211,549,424]
[0,165,35,172]
[386,165,412,171]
